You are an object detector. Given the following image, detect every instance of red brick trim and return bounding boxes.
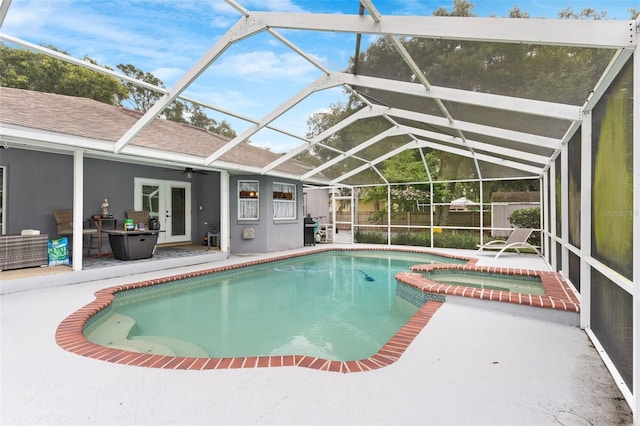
[57,248,575,372]
[57,283,443,372]
[397,264,580,312]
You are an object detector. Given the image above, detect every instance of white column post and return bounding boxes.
[219,170,230,253]
[580,111,592,330]
[549,160,557,271]
[429,181,434,248]
[387,183,392,245]
[351,187,356,244]
[538,176,544,258]
[632,44,639,424]
[72,151,84,271]
[561,143,569,279]
[331,188,337,243]
[542,171,549,264]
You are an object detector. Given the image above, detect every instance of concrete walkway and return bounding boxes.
[1,247,633,425]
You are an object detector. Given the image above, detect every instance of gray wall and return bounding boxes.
[0,148,221,244]
[229,175,304,254]
[1,148,306,255]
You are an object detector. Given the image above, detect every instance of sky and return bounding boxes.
[1,0,637,153]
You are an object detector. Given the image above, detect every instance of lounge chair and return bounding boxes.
[475,228,541,258]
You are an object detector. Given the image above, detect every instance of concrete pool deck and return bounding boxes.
[1,246,633,425]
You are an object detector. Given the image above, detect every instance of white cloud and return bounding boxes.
[241,0,306,13]
[186,87,263,113]
[152,67,186,85]
[251,138,302,154]
[209,15,237,29]
[213,50,323,82]
[208,0,239,14]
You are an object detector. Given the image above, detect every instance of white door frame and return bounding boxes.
[134,177,191,244]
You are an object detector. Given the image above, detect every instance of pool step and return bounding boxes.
[86,312,208,357]
[132,335,209,357]
[86,312,137,344]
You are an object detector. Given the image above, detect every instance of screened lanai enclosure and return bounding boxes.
[0,0,638,421]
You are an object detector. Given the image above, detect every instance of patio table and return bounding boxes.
[106,230,159,261]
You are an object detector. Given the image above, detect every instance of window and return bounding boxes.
[273,182,296,220]
[238,180,259,220]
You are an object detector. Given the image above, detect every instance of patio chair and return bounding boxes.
[52,210,98,256]
[126,210,150,228]
[204,221,220,248]
[475,228,541,259]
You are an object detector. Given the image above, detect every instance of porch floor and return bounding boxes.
[1,245,633,425]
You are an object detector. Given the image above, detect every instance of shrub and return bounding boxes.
[508,207,541,245]
[433,230,480,249]
[354,229,387,244]
[353,228,481,249]
[391,232,430,246]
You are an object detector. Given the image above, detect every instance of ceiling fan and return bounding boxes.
[166,167,208,178]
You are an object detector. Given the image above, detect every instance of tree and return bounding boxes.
[116,63,165,112]
[163,99,189,124]
[307,0,615,226]
[0,46,239,137]
[209,119,237,139]
[558,7,606,20]
[433,0,476,16]
[0,44,128,105]
[188,103,238,138]
[115,64,237,137]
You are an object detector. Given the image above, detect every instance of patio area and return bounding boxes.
[1,246,632,425]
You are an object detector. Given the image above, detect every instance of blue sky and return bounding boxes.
[2,0,637,153]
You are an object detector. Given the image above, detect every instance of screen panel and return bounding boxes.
[591,60,633,280]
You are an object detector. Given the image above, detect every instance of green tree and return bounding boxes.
[115,64,236,137]
[0,44,128,105]
[163,99,189,124]
[335,0,611,223]
[188,103,237,138]
[433,0,476,16]
[209,119,237,138]
[116,63,165,112]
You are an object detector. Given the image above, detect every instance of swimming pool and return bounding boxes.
[56,248,579,372]
[83,250,465,361]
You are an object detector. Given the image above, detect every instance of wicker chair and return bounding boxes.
[126,210,151,227]
[52,210,98,256]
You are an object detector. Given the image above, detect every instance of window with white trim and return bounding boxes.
[273,182,296,220]
[238,180,259,220]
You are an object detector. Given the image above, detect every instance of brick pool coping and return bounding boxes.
[397,263,580,313]
[56,247,579,373]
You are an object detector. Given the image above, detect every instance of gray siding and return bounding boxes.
[1,149,221,245]
[230,175,304,254]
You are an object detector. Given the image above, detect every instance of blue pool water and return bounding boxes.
[85,250,463,360]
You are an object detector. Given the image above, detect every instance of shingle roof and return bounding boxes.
[0,87,316,178]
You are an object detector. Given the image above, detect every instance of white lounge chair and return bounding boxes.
[475,228,541,258]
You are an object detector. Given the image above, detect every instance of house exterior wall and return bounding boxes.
[230,175,304,254]
[1,148,71,237]
[2,148,306,255]
[0,148,221,246]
